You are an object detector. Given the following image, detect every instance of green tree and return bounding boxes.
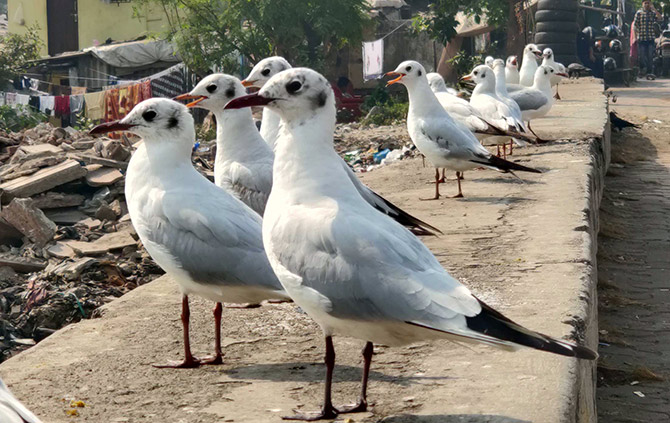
[0,26,43,88]
[412,0,525,57]
[133,0,370,73]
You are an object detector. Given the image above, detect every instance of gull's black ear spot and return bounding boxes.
[418,70,422,76]
[225,81,236,98]
[168,116,179,129]
[313,90,327,108]
[142,110,157,122]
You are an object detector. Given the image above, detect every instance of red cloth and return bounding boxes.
[54,96,70,117]
[139,80,152,101]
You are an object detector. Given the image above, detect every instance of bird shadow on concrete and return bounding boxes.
[470,177,544,186]
[455,196,532,205]
[223,362,454,387]
[379,414,530,423]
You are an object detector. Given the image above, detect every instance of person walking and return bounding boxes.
[634,0,662,77]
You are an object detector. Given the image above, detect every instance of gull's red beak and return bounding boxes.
[511,56,517,66]
[224,93,275,110]
[557,72,568,78]
[173,93,208,108]
[173,93,197,101]
[89,121,136,136]
[385,72,404,86]
[460,74,473,81]
[241,79,256,88]
[533,50,543,58]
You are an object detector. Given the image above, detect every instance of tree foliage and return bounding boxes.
[0,26,43,88]
[411,0,512,45]
[133,0,370,73]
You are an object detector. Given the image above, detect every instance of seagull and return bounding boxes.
[505,55,520,84]
[541,48,567,100]
[509,65,567,139]
[387,60,541,199]
[243,56,441,236]
[90,98,289,368]
[225,67,597,421]
[426,72,459,96]
[0,378,42,423]
[519,43,543,87]
[485,55,495,68]
[175,74,273,216]
[241,56,292,151]
[466,63,528,158]
[492,60,534,156]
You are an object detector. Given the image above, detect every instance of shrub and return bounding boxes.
[0,105,48,132]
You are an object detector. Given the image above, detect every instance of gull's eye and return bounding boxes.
[405,66,412,72]
[261,68,271,77]
[206,84,217,93]
[286,80,302,94]
[474,70,478,76]
[142,110,157,122]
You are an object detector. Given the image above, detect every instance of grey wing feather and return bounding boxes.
[142,187,282,292]
[273,205,480,324]
[510,90,548,111]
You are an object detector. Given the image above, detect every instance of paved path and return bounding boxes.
[597,80,670,422]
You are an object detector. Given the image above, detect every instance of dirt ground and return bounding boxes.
[596,80,670,422]
[0,82,606,423]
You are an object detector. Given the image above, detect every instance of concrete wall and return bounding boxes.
[7,0,48,55]
[7,0,166,55]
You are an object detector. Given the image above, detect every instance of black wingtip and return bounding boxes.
[473,155,542,174]
[466,300,598,360]
[372,192,443,236]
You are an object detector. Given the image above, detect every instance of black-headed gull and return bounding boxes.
[519,43,543,87]
[242,56,441,236]
[90,99,289,368]
[541,48,567,100]
[505,55,520,84]
[484,55,495,68]
[426,72,459,96]
[175,73,273,216]
[241,56,292,151]
[509,65,567,139]
[0,378,41,423]
[387,60,541,199]
[225,67,596,421]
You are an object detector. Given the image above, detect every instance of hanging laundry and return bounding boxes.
[71,86,87,95]
[28,96,40,111]
[84,91,105,120]
[15,94,30,107]
[103,88,120,122]
[362,38,384,81]
[5,93,17,106]
[70,95,84,114]
[40,96,55,116]
[151,64,186,98]
[54,95,71,117]
[138,80,152,101]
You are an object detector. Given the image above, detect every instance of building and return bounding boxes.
[7,0,167,56]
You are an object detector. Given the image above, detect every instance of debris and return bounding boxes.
[633,391,645,398]
[95,204,118,221]
[0,254,47,273]
[64,230,136,256]
[0,159,87,199]
[86,167,124,187]
[0,198,58,246]
[44,209,90,225]
[46,242,76,259]
[30,192,86,209]
[52,257,100,280]
[74,154,128,170]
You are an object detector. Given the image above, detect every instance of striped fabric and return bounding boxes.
[635,9,658,42]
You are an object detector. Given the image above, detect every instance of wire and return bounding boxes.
[375,19,412,41]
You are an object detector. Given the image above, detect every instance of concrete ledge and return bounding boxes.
[0,80,609,423]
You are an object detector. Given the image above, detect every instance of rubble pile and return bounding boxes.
[333,122,418,172]
[0,123,164,362]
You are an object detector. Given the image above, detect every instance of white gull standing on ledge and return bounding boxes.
[175,73,273,216]
[243,56,442,236]
[90,99,289,368]
[387,60,541,199]
[505,55,520,84]
[224,66,597,421]
[519,43,543,86]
